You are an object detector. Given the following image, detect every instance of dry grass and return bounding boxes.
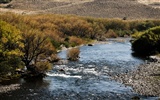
[2,0,160,19]
[67,48,80,61]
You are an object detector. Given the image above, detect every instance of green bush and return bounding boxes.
[132,26,160,56]
[0,57,23,75]
[51,39,61,49]
[0,20,23,75]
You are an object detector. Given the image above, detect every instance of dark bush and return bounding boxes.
[0,0,12,3]
[132,26,160,56]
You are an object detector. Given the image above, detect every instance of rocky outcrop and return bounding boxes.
[88,44,94,46]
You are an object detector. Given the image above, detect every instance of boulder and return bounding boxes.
[88,44,94,46]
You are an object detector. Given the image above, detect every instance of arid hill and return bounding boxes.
[2,0,160,19]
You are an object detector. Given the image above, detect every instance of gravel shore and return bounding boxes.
[0,84,20,93]
[113,56,160,97]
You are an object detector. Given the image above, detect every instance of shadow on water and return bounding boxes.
[131,52,148,60]
[0,78,50,100]
[0,79,20,85]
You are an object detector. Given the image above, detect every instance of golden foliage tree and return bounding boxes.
[21,29,56,72]
[0,20,23,75]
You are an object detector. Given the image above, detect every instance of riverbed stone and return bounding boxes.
[0,84,20,93]
[113,58,160,97]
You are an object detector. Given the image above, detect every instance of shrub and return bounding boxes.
[0,57,24,74]
[132,26,160,56]
[69,36,84,47]
[0,20,23,75]
[35,61,51,73]
[105,29,118,38]
[116,30,132,37]
[59,41,69,48]
[50,54,60,62]
[67,48,80,61]
[51,39,61,49]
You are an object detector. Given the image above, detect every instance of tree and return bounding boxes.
[21,29,56,73]
[0,20,23,75]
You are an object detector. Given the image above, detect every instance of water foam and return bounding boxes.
[46,73,82,79]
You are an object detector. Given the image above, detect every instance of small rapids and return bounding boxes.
[0,38,158,100]
[46,73,82,79]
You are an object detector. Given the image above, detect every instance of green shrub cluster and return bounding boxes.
[132,26,160,56]
[0,20,23,77]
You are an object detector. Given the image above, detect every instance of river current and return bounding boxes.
[0,38,158,100]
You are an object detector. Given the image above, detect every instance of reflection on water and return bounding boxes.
[0,38,156,100]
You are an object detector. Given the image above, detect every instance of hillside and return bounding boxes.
[1,0,160,19]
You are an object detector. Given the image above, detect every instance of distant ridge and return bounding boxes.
[2,0,160,19]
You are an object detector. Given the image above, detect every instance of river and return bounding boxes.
[0,38,158,100]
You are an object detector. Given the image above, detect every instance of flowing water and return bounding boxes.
[0,38,158,100]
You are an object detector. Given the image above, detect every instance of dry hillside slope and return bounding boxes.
[2,0,160,19]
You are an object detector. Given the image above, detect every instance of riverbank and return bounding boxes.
[113,56,160,97]
[0,84,20,93]
[0,38,153,99]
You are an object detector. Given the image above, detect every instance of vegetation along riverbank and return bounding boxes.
[113,56,160,97]
[114,25,160,97]
[0,0,160,99]
[0,12,160,84]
